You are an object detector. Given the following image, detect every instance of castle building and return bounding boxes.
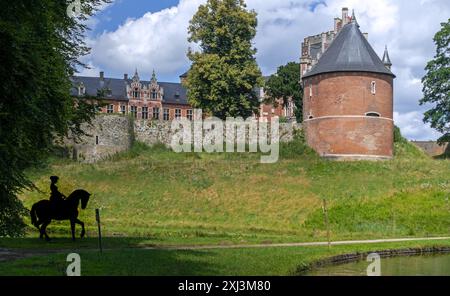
[302,11,395,160]
[72,71,295,121]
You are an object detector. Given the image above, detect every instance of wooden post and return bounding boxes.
[323,199,331,250]
[95,209,103,253]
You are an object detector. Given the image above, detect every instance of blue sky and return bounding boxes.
[92,0,180,35]
[80,0,450,141]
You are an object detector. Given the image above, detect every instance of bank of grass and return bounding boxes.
[1,239,450,276]
[17,137,450,246]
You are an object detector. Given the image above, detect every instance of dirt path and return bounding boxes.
[143,236,450,250]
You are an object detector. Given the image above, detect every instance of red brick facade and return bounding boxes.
[303,72,394,159]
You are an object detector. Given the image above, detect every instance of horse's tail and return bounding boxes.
[30,203,39,228]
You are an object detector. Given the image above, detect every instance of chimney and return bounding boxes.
[100,71,104,81]
[124,73,128,80]
[334,18,340,34]
[342,8,349,25]
[321,32,327,53]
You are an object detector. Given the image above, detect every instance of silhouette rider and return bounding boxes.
[49,176,66,204]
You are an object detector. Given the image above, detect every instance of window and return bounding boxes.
[163,108,170,121]
[79,86,85,96]
[365,112,381,117]
[309,84,313,98]
[187,109,193,121]
[142,107,148,119]
[151,90,157,100]
[95,136,99,145]
[133,88,140,99]
[175,109,181,119]
[371,81,376,95]
[153,107,160,120]
[120,105,126,115]
[107,105,114,114]
[130,106,137,118]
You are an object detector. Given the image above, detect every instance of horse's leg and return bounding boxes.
[70,219,76,241]
[40,220,51,241]
[75,219,85,238]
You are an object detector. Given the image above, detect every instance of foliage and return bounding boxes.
[184,0,263,119]
[0,0,109,236]
[420,19,450,144]
[394,125,407,143]
[264,62,303,122]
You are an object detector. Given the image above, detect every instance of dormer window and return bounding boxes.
[151,89,157,100]
[370,81,376,95]
[78,84,85,96]
[133,88,140,99]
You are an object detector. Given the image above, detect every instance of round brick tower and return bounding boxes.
[302,18,395,160]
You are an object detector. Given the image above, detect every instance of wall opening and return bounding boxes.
[365,112,381,117]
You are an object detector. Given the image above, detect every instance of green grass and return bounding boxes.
[16,139,450,246]
[1,239,450,276]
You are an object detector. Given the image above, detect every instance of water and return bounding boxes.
[304,253,450,276]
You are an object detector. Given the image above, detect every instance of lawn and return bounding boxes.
[1,239,450,276]
[12,137,450,247]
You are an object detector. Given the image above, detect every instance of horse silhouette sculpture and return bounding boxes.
[30,189,91,241]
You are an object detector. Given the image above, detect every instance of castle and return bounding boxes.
[71,70,295,121]
[301,9,395,160]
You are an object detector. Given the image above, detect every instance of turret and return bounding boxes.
[382,46,392,70]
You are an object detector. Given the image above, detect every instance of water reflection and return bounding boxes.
[304,253,450,276]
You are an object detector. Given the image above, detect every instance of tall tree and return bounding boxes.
[264,62,303,122]
[185,0,263,119]
[0,0,109,236]
[420,19,450,144]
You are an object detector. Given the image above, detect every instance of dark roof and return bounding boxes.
[303,22,395,79]
[71,76,189,105]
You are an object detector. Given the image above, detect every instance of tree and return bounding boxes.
[0,0,109,236]
[184,0,263,119]
[420,19,450,144]
[264,62,303,122]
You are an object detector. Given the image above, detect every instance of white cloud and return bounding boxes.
[394,111,442,141]
[82,0,449,140]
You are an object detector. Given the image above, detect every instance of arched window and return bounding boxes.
[365,112,381,117]
[370,81,376,95]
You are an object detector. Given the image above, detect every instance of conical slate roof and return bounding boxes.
[303,22,395,79]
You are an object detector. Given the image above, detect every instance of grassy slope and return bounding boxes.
[1,240,450,276]
[13,139,450,246]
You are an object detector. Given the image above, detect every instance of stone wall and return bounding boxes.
[63,115,301,163]
[411,141,449,157]
[62,115,133,163]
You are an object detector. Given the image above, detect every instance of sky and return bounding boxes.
[79,0,450,141]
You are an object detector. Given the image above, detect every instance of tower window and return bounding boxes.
[309,84,313,98]
[371,81,376,95]
[365,112,380,117]
[95,136,99,145]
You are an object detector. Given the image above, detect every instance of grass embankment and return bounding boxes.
[1,239,450,276]
[7,137,449,247]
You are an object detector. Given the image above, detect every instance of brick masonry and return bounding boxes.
[303,72,394,160]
